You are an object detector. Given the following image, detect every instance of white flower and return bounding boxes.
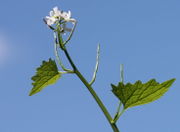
[49,7,61,18]
[45,7,61,26]
[44,6,76,26]
[61,11,76,23]
[45,16,57,26]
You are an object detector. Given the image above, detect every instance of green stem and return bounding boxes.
[63,47,120,132]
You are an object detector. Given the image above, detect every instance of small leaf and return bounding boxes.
[29,58,61,96]
[111,78,175,109]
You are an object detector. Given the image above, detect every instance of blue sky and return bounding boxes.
[0,0,179,132]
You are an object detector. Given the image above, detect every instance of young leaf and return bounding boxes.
[111,78,175,109]
[29,58,61,96]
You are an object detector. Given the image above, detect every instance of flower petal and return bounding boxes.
[49,11,54,17]
[53,7,59,12]
[45,16,57,25]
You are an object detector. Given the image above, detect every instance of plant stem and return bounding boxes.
[113,64,125,123]
[113,101,122,122]
[63,47,120,132]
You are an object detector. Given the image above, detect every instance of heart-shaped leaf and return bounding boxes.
[111,79,175,109]
[29,58,61,96]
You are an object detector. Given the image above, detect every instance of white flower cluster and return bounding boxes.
[45,7,76,26]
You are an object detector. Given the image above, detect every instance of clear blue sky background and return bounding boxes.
[0,0,179,132]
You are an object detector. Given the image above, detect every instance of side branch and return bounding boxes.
[63,21,77,45]
[54,32,74,73]
[89,44,100,85]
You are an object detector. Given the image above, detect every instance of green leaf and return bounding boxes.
[111,78,175,109]
[29,58,61,96]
